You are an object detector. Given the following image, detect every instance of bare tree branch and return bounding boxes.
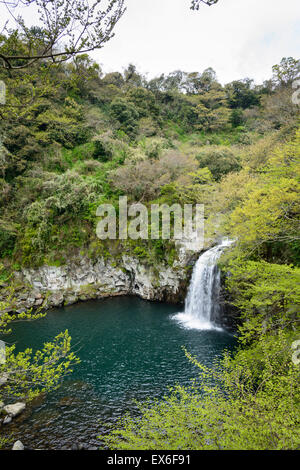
[0,0,126,69]
[191,0,219,10]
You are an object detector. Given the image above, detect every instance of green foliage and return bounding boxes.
[230,108,245,127]
[191,0,219,9]
[110,98,140,137]
[0,293,47,336]
[12,171,101,262]
[101,331,300,450]
[93,136,114,162]
[272,57,300,87]
[123,238,177,266]
[0,0,125,69]
[127,87,159,118]
[0,50,298,275]
[0,330,80,402]
[0,227,16,257]
[225,259,300,343]
[109,151,198,202]
[61,142,95,166]
[193,87,231,132]
[0,436,10,449]
[226,129,300,260]
[225,79,261,109]
[101,125,300,451]
[0,271,80,414]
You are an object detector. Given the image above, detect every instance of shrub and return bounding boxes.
[93,135,114,161]
[225,259,300,343]
[101,331,300,450]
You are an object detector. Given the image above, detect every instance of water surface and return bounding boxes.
[2,297,236,449]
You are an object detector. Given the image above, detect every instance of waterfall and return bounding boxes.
[174,239,233,330]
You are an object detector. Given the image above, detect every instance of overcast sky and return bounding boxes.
[89,0,300,85]
[2,0,300,85]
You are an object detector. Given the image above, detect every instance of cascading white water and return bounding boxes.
[174,239,233,330]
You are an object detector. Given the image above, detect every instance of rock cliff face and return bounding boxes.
[11,243,202,311]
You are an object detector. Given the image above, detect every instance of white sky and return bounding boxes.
[2,0,300,85]
[90,0,300,85]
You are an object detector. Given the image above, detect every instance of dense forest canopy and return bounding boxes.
[0,47,298,265]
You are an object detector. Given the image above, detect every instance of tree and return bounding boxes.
[183,68,217,95]
[225,259,300,343]
[272,57,300,88]
[0,0,125,69]
[64,54,102,99]
[109,152,198,201]
[225,79,261,109]
[123,64,144,88]
[227,129,300,257]
[101,333,300,450]
[110,98,140,137]
[101,72,125,88]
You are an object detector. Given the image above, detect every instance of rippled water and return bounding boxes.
[1,297,236,449]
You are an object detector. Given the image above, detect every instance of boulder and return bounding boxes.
[3,402,26,417]
[12,440,24,450]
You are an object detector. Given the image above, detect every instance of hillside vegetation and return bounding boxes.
[0,42,299,449]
